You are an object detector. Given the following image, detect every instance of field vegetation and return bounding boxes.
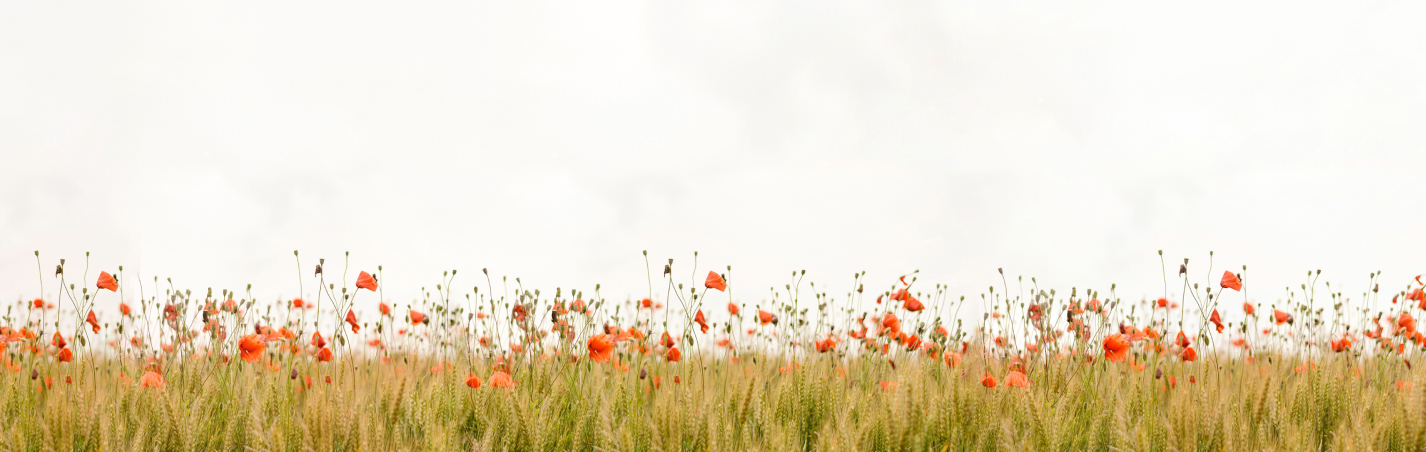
[3,250,1425,451]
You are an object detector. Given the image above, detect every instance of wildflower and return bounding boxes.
[816,338,837,353]
[139,371,166,388]
[239,334,265,363]
[408,310,427,326]
[705,271,727,291]
[1103,334,1131,363]
[120,302,133,316]
[1243,303,1255,316]
[379,302,391,316]
[292,298,304,309]
[980,372,997,388]
[758,310,776,326]
[465,372,481,388]
[587,334,615,363]
[312,332,327,348]
[1331,338,1352,352]
[694,310,709,334]
[1273,309,1293,325]
[665,347,681,362]
[56,348,73,363]
[316,348,333,362]
[52,332,66,348]
[1209,310,1224,333]
[489,371,514,388]
[879,381,898,392]
[881,312,901,335]
[660,331,676,348]
[1005,371,1030,388]
[512,304,528,322]
[1175,332,1191,348]
[338,310,357,333]
[1221,271,1242,291]
[1181,346,1197,362]
[97,271,118,292]
[727,303,740,316]
[1400,312,1417,334]
[86,311,100,333]
[356,271,378,291]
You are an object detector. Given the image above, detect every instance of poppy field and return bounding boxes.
[5,251,1426,451]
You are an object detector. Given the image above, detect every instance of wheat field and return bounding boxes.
[4,251,1424,451]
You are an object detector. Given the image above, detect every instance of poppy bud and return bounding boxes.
[31,369,38,380]
[290,369,298,380]
[1155,368,1163,379]
[639,368,647,380]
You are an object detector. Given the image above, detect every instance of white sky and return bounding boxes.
[2,2,1424,324]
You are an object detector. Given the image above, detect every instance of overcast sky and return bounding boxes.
[2,2,1423,322]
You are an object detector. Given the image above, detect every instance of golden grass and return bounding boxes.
[4,350,1423,451]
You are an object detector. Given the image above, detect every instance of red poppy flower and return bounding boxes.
[727,303,740,316]
[1005,371,1030,388]
[1400,312,1417,334]
[56,347,73,363]
[980,372,997,388]
[1273,309,1293,325]
[52,332,66,348]
[665,346,681,362]
[694,310,709,334]
[96,271,118,292]
[317,347,333,362]
[587,334,615,363]
[465,372,481,388]
[1209,310,1224,333]
[705,271,727,292]
[120,302,132,317]
[407,310,427,326]
[512,304,527,322]
[239,334,266,363]
[312,332,327,348]
[489,371,514,388]
[944,352,963,368]
[1330,338,1352,352]
[881,312,901,335]
[1103,334,1131,363]
[816,338,837,353]
[292,298,304,309]
[356,271,378,291]
[85,311,100,333]
[379,302,391,316]
[659,331,676,348]
[346,310,362,333]
[1243,303,1255,316]
[1220,271,1242,291]
[139,371,167,388]
[757,310,776,325]
[1175,331,1191,348]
